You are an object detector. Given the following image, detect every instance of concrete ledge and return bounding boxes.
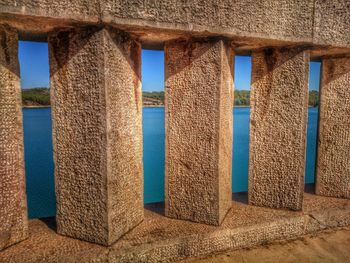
[0,192,349,263]
[1,1,350,55]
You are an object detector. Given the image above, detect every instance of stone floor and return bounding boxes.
[182,227,350,263]
[1,190,349,263]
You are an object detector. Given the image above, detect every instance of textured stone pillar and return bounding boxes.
[316,56,350,199]
[165,39,233,225]
[49,26,143,246]
[0,25,28,251]
[249,47,309,210]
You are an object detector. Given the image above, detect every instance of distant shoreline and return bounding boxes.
[22,105,166,109]
[22,88,320,109]
[23,105,51,108]
[22,105,319,109]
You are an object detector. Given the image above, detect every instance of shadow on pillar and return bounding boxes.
[249,46,310,211]
[165,37,234,225]
[48,26,144,246]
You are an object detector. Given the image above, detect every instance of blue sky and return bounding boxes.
[19,41,320,91]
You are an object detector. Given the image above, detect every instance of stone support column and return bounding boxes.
[249,47,309,210]
[316,56,350,199]
[0,25,28,251]
[48,26,143,246]
[165,38,233,225]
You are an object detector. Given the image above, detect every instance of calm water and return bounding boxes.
[23,107,318,219]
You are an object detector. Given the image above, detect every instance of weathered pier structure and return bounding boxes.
[0,0,349,262]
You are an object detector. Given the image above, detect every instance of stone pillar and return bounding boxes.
[165,39,233,225]
[48,26,143,246]
[0,25,28,251]
[249,47,309,210]
[316,56,350,199]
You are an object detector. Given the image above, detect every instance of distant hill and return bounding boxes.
[22,88,50,106]
[21,88,165,107]
[21,88,319,107]
[143,91,164,106]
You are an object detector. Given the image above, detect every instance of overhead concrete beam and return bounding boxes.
[1,0,350,52]
[313,0,350,48]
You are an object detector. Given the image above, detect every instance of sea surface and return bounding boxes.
[23,107,318,219]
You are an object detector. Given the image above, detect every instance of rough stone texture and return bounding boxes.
[181,227,350,263]
[249,47,309,210]
[0,193,349,263]
[0,0,99,41]
[313,0,350,48]
[1,0,350,52]
[165,39,233,226]
[0,25,28,251]
[48,26,143,246]
[0,0,99,22]
[316,57,350,199]
[102,0,313,43]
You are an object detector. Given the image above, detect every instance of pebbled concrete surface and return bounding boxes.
[165,38,233,226]
[0,24,28,251]
[0,192,349,262]
[313,0,350,48]
[316,56,350,199]
[249,47,309,210]
[1,0,350,51]
[48,26,143,246]
[181,227,350,263]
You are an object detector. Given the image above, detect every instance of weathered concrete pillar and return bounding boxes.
[0,25,28,251]
[316,56,350,199]
[165,39,233,225]
[48,26,143,245]
[249,47,309,210]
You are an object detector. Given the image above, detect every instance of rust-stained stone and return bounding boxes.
[165,39,233,226]
[249,47,309,211]
[48,26,143,246]
[316,56,350,199]
[0,25,28,251]
[0,193,349,263]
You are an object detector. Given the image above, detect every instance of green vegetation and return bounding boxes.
[234,90,319,107]
[234,90,250,106]
[22,88,51,106]
[309,90,319,107]
[21,88,319,107]
[143,91,165,104]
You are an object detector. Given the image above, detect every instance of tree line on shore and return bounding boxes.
[22,88,319,107]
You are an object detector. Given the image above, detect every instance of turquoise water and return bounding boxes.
[23,107,318,219]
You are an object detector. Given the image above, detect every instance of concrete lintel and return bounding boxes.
[1,0,350,55]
